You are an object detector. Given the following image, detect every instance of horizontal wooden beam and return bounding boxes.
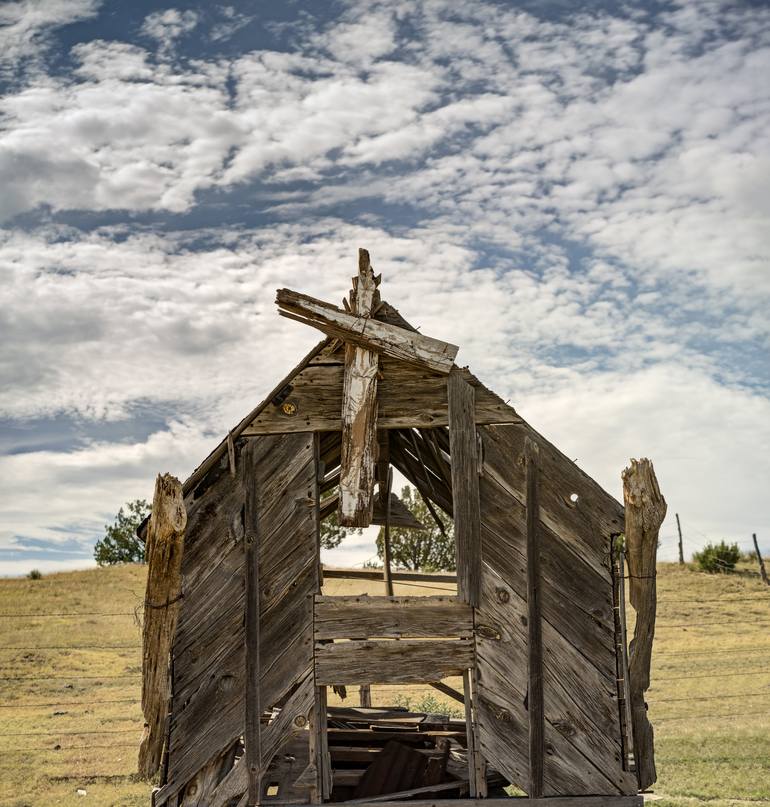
[315,639,474,685]
[324,797,644,807]
[321,566,456,584]
[314,595,472,640]
[276,288,459,374]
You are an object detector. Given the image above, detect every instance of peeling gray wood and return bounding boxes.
[339,248,379,527]
[276,288,459,374]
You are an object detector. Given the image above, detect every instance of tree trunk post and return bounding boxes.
[622,458,666,791]
[139,473,187,779]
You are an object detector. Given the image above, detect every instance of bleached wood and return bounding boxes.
[315,639,474,685]
[339,248,379,526]
[313,595,473,640]
[622,458,665,791]
[276,288,459,374]
[139,473,187,779]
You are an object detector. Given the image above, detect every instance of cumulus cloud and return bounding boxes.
[0,0,101,81]
[140,7,199,54]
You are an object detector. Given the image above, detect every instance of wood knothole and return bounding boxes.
[568,492,579,505]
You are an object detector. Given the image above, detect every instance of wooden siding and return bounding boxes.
[242,356,518,434]
[159,432,319,805]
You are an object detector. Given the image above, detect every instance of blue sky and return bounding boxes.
[1,0,768,575]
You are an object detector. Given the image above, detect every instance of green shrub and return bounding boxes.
[692,541,741,574]
[27,569,42,580]
[393,693,463,718]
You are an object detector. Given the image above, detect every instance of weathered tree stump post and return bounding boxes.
[622,458,665,791]
[139,473,187,779]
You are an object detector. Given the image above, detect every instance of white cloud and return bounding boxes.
[0,0,101,81]
[140,7,199,54]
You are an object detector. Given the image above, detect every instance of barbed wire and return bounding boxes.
[0,611,136,619]
[0,726,141,737]
[655,667,770,681]
[0,672,140,682]
[0,644,138,651]
[0,698,138,709]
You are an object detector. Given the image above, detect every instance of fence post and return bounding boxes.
[676,513,684,566]
[753,533,769,586]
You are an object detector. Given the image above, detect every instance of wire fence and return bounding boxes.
[1,587,768,768]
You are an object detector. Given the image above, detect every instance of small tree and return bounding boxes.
[693,540,741,574]
[94,499,151,565]
[375,485,455,571]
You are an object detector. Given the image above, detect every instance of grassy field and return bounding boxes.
[0,562,768,806]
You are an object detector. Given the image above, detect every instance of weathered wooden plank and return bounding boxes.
[242,359,517,435]
[313,596,473,640]
[315,639,474,685]
[479,471,616,665]
[244,441,262,806]
[476,560,624,795]
[623,458,664,791]
[139,473,187,779]
[463,669,485,797]
[448,369,481,607]
[526,438,545,798]
[324,798,644,807]
[276,288,459,374]
[162,432,319,805]
[321,567,456,584]
[480,424,624,583]
[340,248,379,526]
[311,686,332,801]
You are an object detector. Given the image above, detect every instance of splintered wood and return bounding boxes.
[139,473,186,780]
[339,248,380,526]
[275,289,459,374]
[622,458,665,791]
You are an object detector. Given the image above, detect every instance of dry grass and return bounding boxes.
[0,562,768,806]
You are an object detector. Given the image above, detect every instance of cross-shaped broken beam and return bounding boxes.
[276,248,459,527]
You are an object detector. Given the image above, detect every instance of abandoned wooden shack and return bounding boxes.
[138,249,662,807]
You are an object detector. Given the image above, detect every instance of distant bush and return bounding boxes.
[693,541,741,574]
[27,569,42,580]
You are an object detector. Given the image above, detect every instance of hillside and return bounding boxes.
[0,562,768,806]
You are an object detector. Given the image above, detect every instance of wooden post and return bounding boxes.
[312,686,332,801]
[339,248,380,526]
[617,548,635,772]
[138,473,187,780]
[622,458,666,791]
[447,368,481,607]
[244,442,262,806]
[675,513,684,565]
[753,533,769,586]
[463,668,487,798]
[382,467,395,597]
[524,438,544,798]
